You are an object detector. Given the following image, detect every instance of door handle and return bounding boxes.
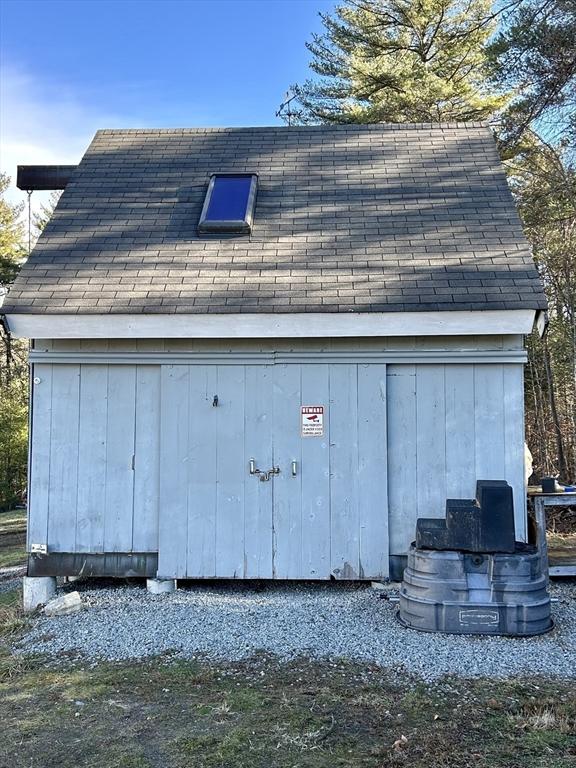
[291,460,297,477]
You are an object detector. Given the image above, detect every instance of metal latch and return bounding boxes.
[249,459,280,482]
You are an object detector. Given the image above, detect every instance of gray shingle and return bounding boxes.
[3,124,546,315]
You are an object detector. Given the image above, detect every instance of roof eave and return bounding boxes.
[4,308,537,340]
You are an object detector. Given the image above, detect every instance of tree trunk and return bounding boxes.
[543,341,569,479]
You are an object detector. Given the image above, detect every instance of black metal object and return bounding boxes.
[17,165,77,191]
[27,552,158,577]
[416,480,516,553]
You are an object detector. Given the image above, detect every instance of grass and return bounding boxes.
[0,509,26,569]
[0,644,574,768]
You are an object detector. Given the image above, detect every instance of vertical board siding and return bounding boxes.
[158,366,189,577]
[300,364,331,578]
[415,365,447,521]
[444,366,476,500]
[30,355,525,577]
[133,366,161,552]
[47,365,80,550]
[329,365,361,578]
[104,366,137,552]
[214,365,246,577]
[357,364,388,578]
[186,365,218,577]
[28,364,53,548]
[474,365,506,481]
[387,362,526,555]
[387,365,417,557]
[75,366,108,552]
[272,364,304,578]
[34,364,157,556]
[156,361,389,579]
[244,365,274,578]
[503,365,527,539]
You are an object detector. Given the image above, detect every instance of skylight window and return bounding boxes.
[198,174,257,234]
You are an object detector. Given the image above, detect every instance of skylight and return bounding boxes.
[198,174,257,234]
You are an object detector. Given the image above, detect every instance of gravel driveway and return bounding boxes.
[16,580,576,681]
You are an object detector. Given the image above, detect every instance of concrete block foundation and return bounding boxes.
[146,578,176,594]
[23,576,57,613]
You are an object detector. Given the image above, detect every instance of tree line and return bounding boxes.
[0,0,574,509]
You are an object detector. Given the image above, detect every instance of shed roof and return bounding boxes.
[3,124,546,316]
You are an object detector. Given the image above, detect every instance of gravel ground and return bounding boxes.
[0,566,25,595]
[16,580,576,681]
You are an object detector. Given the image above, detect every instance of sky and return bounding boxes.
[0,0,335,213]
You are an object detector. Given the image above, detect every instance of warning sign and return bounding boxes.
[301,406,324,437]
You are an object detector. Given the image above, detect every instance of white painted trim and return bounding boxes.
[29,349,528,365]
[6,309,536,339]
[30,350,529,365]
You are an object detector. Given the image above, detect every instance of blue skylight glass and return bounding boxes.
[205,176,252,221]
[198,174,257,234]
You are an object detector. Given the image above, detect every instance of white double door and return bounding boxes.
[158,362,388,580]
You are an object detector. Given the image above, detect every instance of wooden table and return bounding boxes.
[529,491,576,579]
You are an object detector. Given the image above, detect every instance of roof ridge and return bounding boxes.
[95,122,491,136]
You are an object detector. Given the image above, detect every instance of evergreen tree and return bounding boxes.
[0,173,26,291]
[0,174,29,510]
[510,137,576,480]
[292,0,507,124]
[32,190,61,237]
[487,0,576,152]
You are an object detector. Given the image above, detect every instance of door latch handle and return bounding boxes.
[291,460,297,477]
[258,466,280,482]
[249,460,280,482]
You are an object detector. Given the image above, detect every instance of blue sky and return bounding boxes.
[0,0,334,208]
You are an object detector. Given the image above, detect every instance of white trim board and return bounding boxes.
[29,349,528,365]
[6,309,536,339]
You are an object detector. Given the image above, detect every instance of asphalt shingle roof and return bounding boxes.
[3,124,547,315]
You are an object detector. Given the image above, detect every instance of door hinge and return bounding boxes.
[131,455,135,470]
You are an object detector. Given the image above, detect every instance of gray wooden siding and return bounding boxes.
[28,339,526,580]
[387,363,526,556]
[28,364,160,554]
[158,363,388,580]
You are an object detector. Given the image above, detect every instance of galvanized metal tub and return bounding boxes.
[398,544,553,636]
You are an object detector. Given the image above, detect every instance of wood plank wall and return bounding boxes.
[28,336,526,573]
[387,363,526,555]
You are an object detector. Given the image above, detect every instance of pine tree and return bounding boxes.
[292,0,507,124]
[510,138,576,480]
[487,0,576,152]
[0,174,29,510]
[0,173,26,291]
